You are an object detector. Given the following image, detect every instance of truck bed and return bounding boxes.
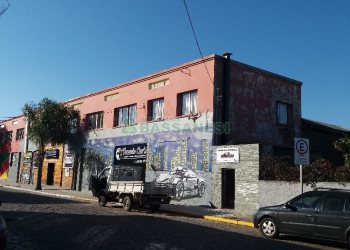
[108,181,175,195]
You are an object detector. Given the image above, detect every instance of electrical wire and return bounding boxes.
[182,0,213,84]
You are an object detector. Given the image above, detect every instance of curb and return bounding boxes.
[1,184,254,228]
[203,215,254,228]
[0,185,96,203]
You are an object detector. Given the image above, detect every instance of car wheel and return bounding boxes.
[123,196,132,211]
[175,181,184,201]
[197,182,205,197]
[260,217,279,238]
[98,195,107,207]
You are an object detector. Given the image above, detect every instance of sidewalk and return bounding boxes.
[0,179,254,228]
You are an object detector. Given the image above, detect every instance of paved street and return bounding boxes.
[0,188,347,250]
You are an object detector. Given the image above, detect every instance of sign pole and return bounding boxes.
[300,164,303,193]
[295,138,309,194]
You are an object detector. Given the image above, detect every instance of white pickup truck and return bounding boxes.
[90,165,174,211]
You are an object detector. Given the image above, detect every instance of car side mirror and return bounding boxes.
[285,203,297,211]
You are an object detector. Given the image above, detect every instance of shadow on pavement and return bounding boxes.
[0,189,83,205]
[1,209,337,250]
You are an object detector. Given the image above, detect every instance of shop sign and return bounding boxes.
[44,149,59,159]
[23,152,32,164]
[216,147,239,163]
[64,152,74,168]
[114,143,147,166]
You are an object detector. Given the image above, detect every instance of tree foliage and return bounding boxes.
[304,159,336,188]
[334,135,350,164]
[22,98,80,190]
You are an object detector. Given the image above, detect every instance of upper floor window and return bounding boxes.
[5,131,13,142]
[178,90,198,116]
[16,128,25,141]
[148,98,164,121]
[86,112,104,130]
[114,104,137,127]
[277,102,292,126]
[72,103,82,110]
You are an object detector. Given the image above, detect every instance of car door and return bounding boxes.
[315,193,346,241]
[277,192,324,236]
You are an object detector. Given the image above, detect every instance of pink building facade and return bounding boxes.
[0,54,302,206]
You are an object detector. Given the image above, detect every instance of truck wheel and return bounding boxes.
[98,195,107,207]
[123,196,132,211]
[150,204,160,211]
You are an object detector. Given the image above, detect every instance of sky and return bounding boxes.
[0,0,349,129]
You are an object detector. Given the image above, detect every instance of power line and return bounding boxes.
[182,0,213,84]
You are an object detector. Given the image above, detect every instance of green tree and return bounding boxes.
[22,98,80,190]
[334,135,350,164]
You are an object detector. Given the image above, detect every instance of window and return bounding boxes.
[277,102,292,126]
[178,90,198,116]
[72,103,82,110]
[86,112,104,130]
[113,104,137,127]
[322,195,345,212]
[5,131,13,142]
[104,93,119,101]
[149,79,169,89]
[148,98,164,121]
[16,128,24,141]
[345,196,350,212]
[290,192,323,210]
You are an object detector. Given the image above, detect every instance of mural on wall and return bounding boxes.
[84,130,212,205]
[0,153,9,179]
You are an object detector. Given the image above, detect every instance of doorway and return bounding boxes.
[222,169,235,208]
[47,163,55,185]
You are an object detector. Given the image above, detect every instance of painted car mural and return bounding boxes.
[155,166,205,201]
[82,125,213,205]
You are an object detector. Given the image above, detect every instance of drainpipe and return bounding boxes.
[221,52,232,145]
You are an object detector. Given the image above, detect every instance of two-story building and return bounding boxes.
[0,53,302,206]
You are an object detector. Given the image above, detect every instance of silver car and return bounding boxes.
[155,166,205,201]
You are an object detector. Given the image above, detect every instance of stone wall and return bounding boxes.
[212,144,260,217]
[258,180,350,208]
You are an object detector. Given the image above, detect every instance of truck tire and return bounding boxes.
[123,196,132,211]
[98,195,107,207]
[150,204,160,211]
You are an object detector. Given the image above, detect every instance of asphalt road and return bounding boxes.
[0,188,347,250]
